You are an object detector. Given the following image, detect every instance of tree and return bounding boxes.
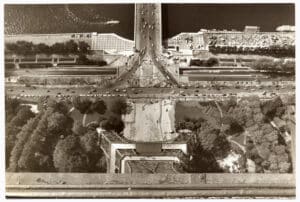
[14,41,35,55]
[51,42,66,54]
[35,43,51,54]
[80,130,106,172]
[90,98,107,114]
[6,125,21,168]
[65,40,78,54]
[278,162,291,173]
[220,116,244,135]
[9,106,35,127]
[6,106,35,168]
[5,98,20,122]
[212,132,231,159]
[274,145,286,155]
[185,144,223,173]
[47,112,70,135]
[53,135,89,172]
[48,100,69,115]
[97,155,108,172]
[18,110,51,171]
[72,120,87,136]
[100,114,125,134]
[78,41,90,54]
[80,131,99,154]
[222,96,237,112]
[77,54,89,65]
[261,96,283,119]
[206,57,219,67]
[256,144,271,160]
[8,114,42,172]
[72,96,92,114]
[110,98,131,115]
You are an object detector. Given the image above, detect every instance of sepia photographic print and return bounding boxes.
[3,0,296,199]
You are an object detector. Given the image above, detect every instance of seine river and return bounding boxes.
[4,4,135,39]
[5,4,294,39]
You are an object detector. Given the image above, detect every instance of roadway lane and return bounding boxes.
[140,4,179,86]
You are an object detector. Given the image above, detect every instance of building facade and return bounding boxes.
[5,32,135,54]
[164,26,295,52]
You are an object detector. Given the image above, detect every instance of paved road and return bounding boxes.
[145,3,179,86]
[112,3,179,88]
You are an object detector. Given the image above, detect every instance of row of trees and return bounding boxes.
[72,96,132,116]
[175,116,231,173]
[72,97,131,134]
[225,96,292,173]
[250,58,295,75]
[6,98,36,168]
[189,57,219,67]
[72,97,107,114]
[6,96,134,172]
[77,54,107,66]
[175,95,293,173]
[209,45,295,58]
[5,40,90,56]
[6,98,107,172]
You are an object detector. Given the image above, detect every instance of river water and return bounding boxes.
[4,4,135,39]
[5,4,294,40]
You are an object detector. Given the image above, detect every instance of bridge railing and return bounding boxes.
[6,172,295,198]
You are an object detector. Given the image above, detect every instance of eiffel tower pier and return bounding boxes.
[133,54,167,87]
[98,4,185,174]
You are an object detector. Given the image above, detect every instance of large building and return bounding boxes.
[91,33,134,53]
[164,31,207,51]
[5,33,93,46]
[164,26,295,52]
[5,32,134,54]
